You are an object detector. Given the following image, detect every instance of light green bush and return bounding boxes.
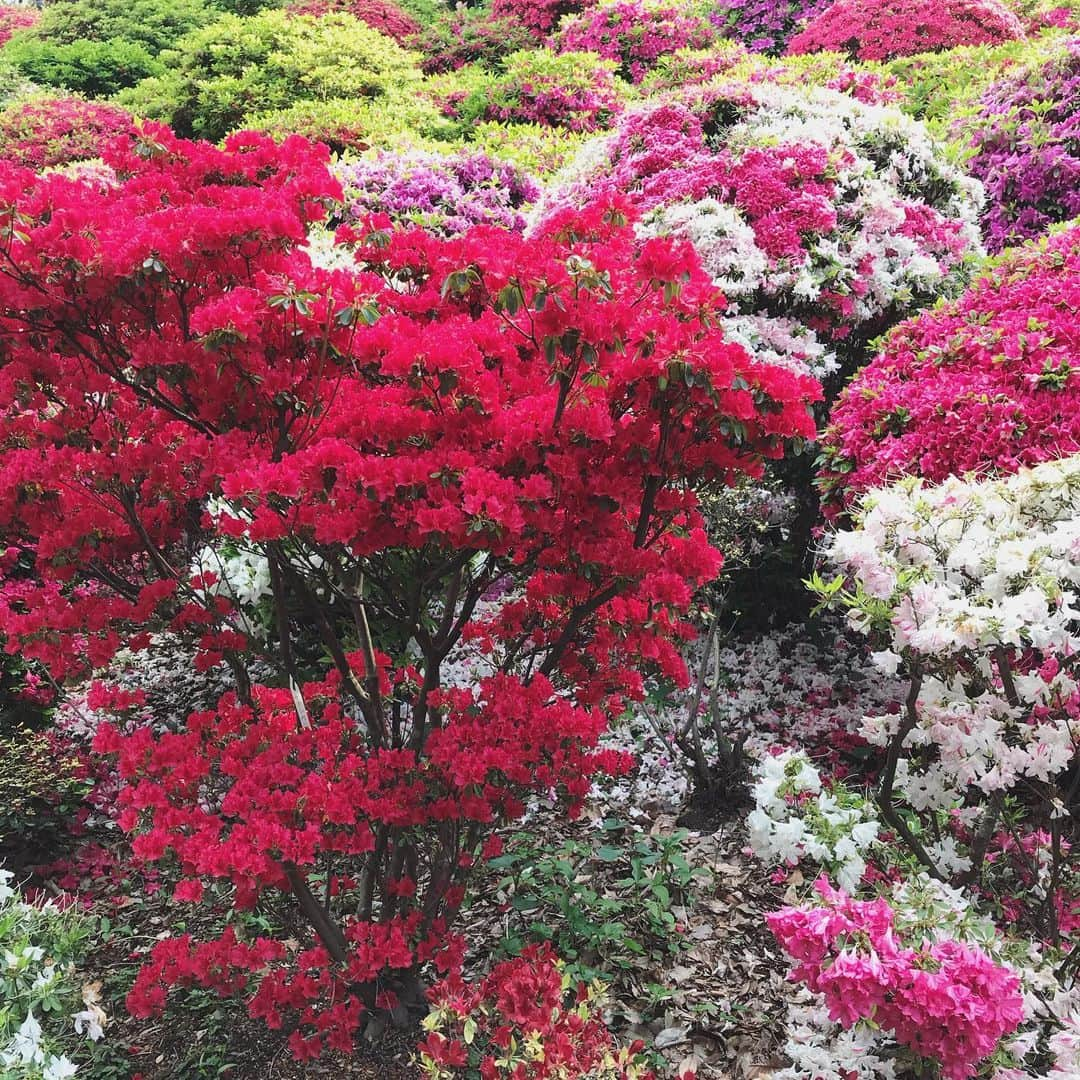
[118,10,424,141]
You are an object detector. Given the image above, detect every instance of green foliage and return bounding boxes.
[878,37,1060,138]
[119,10,424,141]
[2,36,162,97]
[462,119,594,175]
[0,729,90,865]
[486,817,707,992]
[14,0,217,53]
[392,0,444,24]
[247,89,456,151]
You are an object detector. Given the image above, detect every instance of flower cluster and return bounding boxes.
[748,750,880,891]
[769,877,1025,1079]
[539,82,983,374]
[0,96,132,171]
[556,0,716,83]
[819,224,1080,508]
[418,945,657,1079]
[710,0,833,54]
[787,0,1024,61]
[334,149,539,236]
[963,39,1080,252]
[0,124,819,1057]
[286,0,420,44]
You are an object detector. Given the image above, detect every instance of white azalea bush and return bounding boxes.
[747,749,880,892]
[813,455,1080,918]
[0,870,104,1078]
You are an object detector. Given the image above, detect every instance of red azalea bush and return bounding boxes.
[0,95,132,170]
[818,225,1080,511]
[0,5,38,46]
[557,0,717,83]
[787,0,1024,61]
[0,124,818,1057]
[287,0,420,44]
[418,945,657,1079]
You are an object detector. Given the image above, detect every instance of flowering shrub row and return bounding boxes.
[788,0,1025,61]
[820,224,1080,507]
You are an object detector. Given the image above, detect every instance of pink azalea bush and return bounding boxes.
[0,95,133,171]
[287,0,420,44]
[537,82,982,375]
[769,878,1025,1080]
[819,224,1080,510]
[556,0,716,83]
[787,0,1024,61]
[490,0,598,36]
[0,5,38,47]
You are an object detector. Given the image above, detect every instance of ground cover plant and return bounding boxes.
[0,0,1079,1077]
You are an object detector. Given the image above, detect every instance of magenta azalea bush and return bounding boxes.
[490,0,598,36]
[710,0,833,54]
[819,224,1080,510]
[963,39,1080,252]
[556,0,716,83]
[0,95,132,170]
[788,0,1024,61]
[333,149,539,235]
[287,0,420,44]
[769,878,1025,1080]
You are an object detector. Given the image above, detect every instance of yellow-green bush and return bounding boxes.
[118,10,424,141]
[245,93,456,152]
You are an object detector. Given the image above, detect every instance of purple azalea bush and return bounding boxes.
[965,39,1080,251]
[334,150,541,236]
[710,0,833,54]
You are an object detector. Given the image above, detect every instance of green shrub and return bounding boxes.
[466,119,593,174]
[484,816,707,994]
[245,92,456,152]
[2,37,162,97]
[0,729,90,867]
[119,10,424,141]
[13,0,216,54]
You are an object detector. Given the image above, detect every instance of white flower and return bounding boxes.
[43,1054,79,1080]
[3,1010,44,1066]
